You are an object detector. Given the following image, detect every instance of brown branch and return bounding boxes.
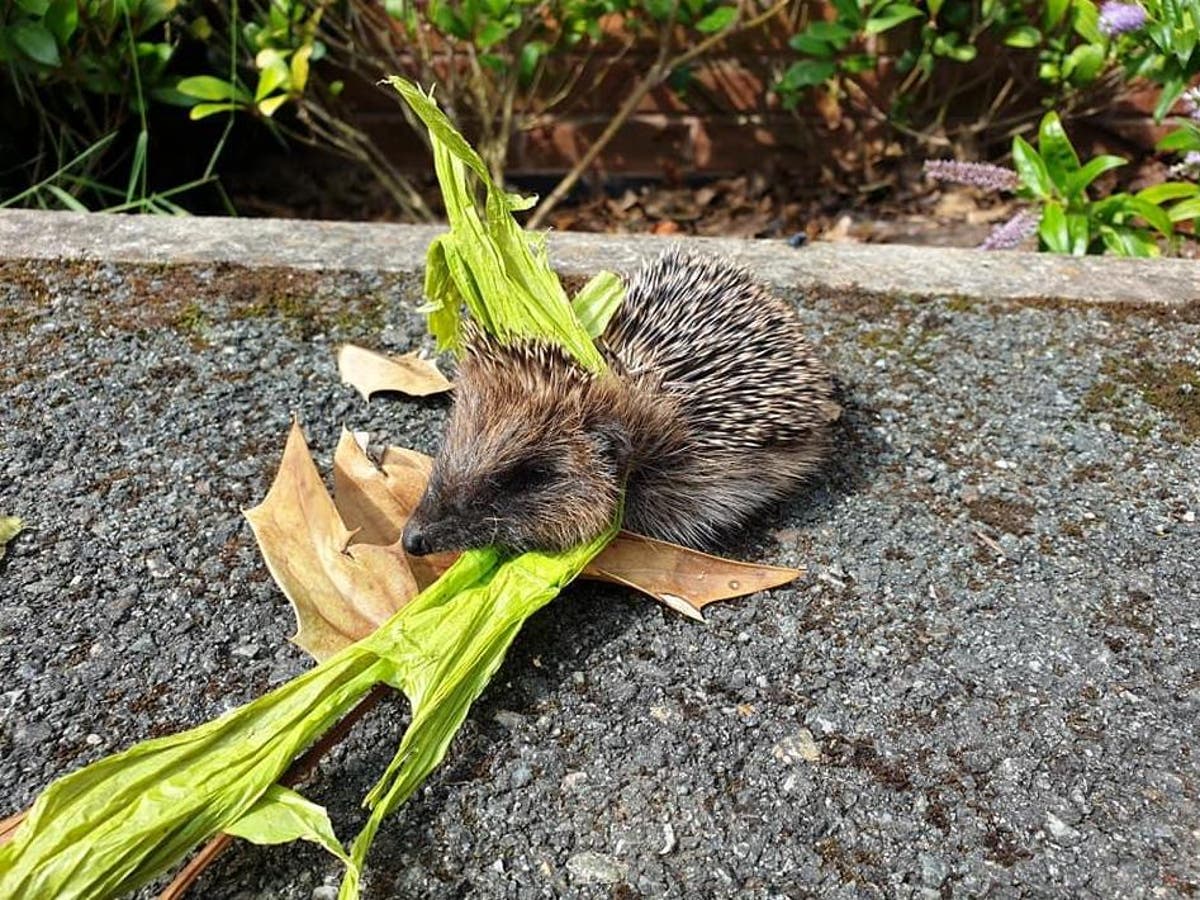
[526,0,789,229]
[0,810,28,846]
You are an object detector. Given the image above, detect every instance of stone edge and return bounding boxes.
[2,209,1196,306]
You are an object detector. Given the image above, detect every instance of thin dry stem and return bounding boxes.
[526,0,789,229]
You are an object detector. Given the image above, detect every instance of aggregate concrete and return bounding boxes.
[1,233,1198,899]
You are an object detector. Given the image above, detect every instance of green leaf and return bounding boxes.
[226,785,358,879]
[10,22,60,66]
[864,3,924,33]
[780,59,837,89]
[1065,212,1090,254]
[387,77,607,370]
[1136,182,1199,205]
[1154,76,1186,122]
[177,75,250,104]
[572,271,625,338]
[1037,111,1080,187]
[1072,0,1102,42]
[476,19,510,47]
[0,631,392,897]
[256,60,290,102]
[695,6,737,32]
[1157,122,1200,152]
[0,515,22,561]
[1167,196,1200,222]
[1004,25,1042,47]
[518,41,545,84]
[44,0,79,44]
[16,0,50,15]
[1063,43,1105,84]
[1039,201,1072,253]
[258,94,289,117]
[1012,136,1054,199]
[1100,225,1159,257]
[1044,0,1070,29]
[1125,196,1175,237]
[1062,154,1126,199]
[188,102,242,120]
[789,33,837,57]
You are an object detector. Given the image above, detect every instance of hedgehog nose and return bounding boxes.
[402,525,430,557]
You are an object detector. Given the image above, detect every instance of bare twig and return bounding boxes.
[526,0,790,229]
[0,811,28,846]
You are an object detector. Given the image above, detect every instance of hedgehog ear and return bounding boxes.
[585,415,631,475]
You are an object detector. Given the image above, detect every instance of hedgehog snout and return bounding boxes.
[401,522,431,557]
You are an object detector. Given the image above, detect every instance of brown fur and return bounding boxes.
[403,250,838,555]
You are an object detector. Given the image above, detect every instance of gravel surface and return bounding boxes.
[1,257,1198,899]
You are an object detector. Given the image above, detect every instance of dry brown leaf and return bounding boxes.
[337,343,452,399]
[244,421,418,661]
[332,430,456,591]
[585,531,803,615]
[330,433,803,620]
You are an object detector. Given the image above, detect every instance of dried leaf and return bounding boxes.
[586,532,803,615]
[337,344,452,399]
[245,421,418,661]
[332,430,455,592]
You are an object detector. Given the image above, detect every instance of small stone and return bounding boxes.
[920,852,948,887]
[311,887,339,900]
[492,710,525,730]
[510,762,533,789]
[566,851,627,885]
[561,771,588,792]
[773,729,821,764]
[145,552,176,579]
[1045,812,1082,844]
[85,733,102,746]
[659,823,677,856]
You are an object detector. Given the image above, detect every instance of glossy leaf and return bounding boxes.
[178,75,250,103]
[864,4,924,34]
[1004,25,1042,47]
[1012,136,1053,199]
[1167,196,1200,222]
[695,6,737,32]
[1063,154,1126,199]
[1036,112,1080,187]
[1038,202,1071,253]
[1136,183,1199,205]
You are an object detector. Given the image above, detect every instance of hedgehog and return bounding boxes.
[401,249,839,556]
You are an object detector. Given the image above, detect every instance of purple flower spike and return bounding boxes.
[923,159,1019,192]
[980,209,1040,251]
[1098,2,1147,36]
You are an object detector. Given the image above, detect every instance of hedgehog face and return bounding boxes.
[401,340,629,557]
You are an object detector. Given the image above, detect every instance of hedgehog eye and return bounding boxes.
[496,461,553,493]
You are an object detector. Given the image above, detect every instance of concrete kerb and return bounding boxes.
[1,208,1197,306]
